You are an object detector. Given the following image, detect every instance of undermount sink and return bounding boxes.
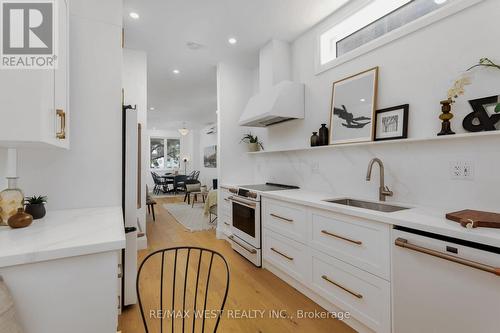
[324,198,410,213]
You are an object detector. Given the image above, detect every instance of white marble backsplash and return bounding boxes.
[254,135,500,212]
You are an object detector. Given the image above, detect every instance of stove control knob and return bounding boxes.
[229,188,238,194]
[248,192,258,199]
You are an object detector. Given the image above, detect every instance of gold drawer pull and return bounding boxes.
[270,213,293,223]
[224,222,230,226]
[56,109,66,139]
[271,247,294,261]
[321,230,362,245]
[321,275,363,299]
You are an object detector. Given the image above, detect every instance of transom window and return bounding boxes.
[317,0,482,73]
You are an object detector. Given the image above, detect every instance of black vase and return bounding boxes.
[318,124,329,146]
[25,203,46,220]
[310,132,320,147]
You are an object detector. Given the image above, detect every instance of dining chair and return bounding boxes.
[136,247,230,333]
[173,175,187,194]
[151,172,161,195]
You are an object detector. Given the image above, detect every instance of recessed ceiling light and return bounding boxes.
[129,12,140,19]
[186,41,204,50]
[228,37,237,45]
[149,107,155,111]
[434,0,447,4]
[173,69,180,74]
[360,98,366,102]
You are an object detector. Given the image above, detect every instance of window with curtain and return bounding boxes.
[150,138,180,169]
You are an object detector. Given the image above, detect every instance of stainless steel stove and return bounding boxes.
[227,183,299,267]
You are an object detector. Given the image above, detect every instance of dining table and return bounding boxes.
[157,173,186,194]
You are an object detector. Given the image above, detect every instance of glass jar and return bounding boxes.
[0,178,24,226]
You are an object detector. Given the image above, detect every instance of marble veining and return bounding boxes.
[0,206,125,268]
[258,189,500,248]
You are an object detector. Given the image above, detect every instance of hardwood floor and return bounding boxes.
[118,197,355,333]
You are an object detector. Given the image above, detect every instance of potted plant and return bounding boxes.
[240,133,264,152]
[25,195,47,220]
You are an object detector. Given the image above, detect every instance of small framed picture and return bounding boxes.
[374,104,409,141]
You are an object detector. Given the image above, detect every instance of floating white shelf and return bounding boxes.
[247,131,500,155]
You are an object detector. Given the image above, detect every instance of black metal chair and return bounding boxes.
[173,175,187,194]
[136,247,230,333]
[152,172,173,194]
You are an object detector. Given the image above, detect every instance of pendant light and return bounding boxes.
[178,123,189,136]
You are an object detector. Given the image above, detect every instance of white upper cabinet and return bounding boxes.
[0,0,69,149]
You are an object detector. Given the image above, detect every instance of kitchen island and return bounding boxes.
[0,206,125,333]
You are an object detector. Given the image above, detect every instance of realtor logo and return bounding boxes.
[1,0,57,69]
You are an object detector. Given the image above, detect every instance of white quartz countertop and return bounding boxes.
[0,206,125,268]
[257,189,500,248]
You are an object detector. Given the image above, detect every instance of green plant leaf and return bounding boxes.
[495,103,500,113]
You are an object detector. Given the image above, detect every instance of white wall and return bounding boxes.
[123,48,148,232]
[253,0,500,211]
[7,0,123,210]
[217,62,265,186]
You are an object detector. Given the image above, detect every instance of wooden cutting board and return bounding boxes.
[446,209,500,229]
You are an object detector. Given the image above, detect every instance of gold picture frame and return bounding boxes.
[329,67,379,145]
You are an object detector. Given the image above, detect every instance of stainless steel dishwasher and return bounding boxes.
[392,226,500,333]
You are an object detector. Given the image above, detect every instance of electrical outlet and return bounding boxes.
[311,161,320,174]
[450,161,474,180]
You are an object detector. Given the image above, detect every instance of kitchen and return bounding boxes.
[1,0,500,332]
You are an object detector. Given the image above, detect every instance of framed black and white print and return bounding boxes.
[374,104,409,141]
[329,67,378,145]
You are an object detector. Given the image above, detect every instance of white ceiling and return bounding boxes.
[123,0,349,130]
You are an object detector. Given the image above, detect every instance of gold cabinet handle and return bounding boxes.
[395,238,500,277]
[56,109,66,139]
[321,230,363,246]
[321,275,363,299]
[271,247,294,261]
[270,213,293,223]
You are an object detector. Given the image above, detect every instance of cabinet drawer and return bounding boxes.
[263,229,310,283]
[263,198,308,243]
[310,209,390,280]
[220,190,232,216]
[311,250,390,333]
[218,215,232,236]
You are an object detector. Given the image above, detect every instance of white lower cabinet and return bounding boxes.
[263,229,311,283]
[217,188,232,238]
[263,198,309,243]
[311,250,391,333]
[0,251,120,333]
[310,209,391,280]
[262,197,391,333]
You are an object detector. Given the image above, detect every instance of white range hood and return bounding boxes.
[239,40,304,127]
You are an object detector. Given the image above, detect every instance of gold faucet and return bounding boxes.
[366,158,393,202]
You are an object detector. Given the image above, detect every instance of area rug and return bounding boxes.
[163,203,214,232]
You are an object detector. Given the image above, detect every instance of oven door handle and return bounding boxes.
[229,235,257,254]
[228,196,257,209]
